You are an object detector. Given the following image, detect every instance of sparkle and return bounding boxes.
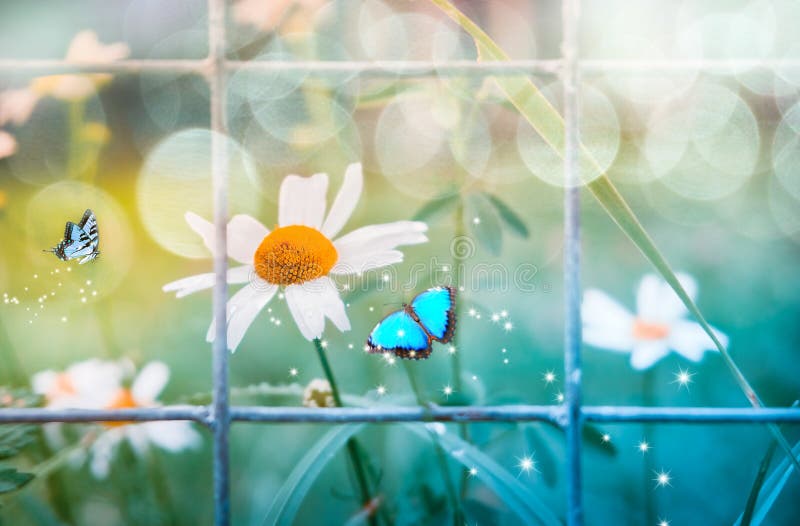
[376,385,387,396]
[501,348,507,353]
[500,309,509,318]
[369,306,374,312]
[555,391,565,403]
[442,385,454,398]
[382,273,390,283]
[503,358,509,364]
[79,288,85,294]
[86,280,92,285]
[543,370,556,384]
[447,345,457,355]
[383,354,396,366]
[61,317,67,322]
[653,469,672,488]
[274,319,282,326]
[471,375,478,381]
[320,340,328,348]
[348,343,354,350]
[278,292,284,300]
[475,313,481,320]
[468,308,477,317]
[81,297,87,303]
[66,267,72,272]
[503,321,513,332]
[442,265,450,272]
[671,367,694,390]
[363,345,370,353]
[658,519,670,526]
[33,274,38,279]
[516,454,538,476]
[289,367,298,377]
[601,433,611,443]
[467,467,478,477]
[491,313,501,323]
[397,329,405,337]
[472,216,481,225]
[637,440,651,454]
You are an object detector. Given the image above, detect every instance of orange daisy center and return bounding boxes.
[632,318,670,341]
[47,373,77,402]
[253,225,337,286]
[105,388,139,427]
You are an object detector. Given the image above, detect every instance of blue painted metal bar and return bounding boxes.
[2,405,800,425]
[208,0,230,525]
[562,0,583,524]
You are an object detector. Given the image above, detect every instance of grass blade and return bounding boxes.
[262,424,366,526]
[733,440,800,526]
[483,192,529,238]
[404,423,560,526]
[427,0,800,473]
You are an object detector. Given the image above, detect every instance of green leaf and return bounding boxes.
[465,192,502,256]
[483,192,529,238]
[0,425,36,460]
[404,423,560,526]
[262,424,366,526]
[427,0,800,474]
[734,440,800,526]
[412,193,460,223]
[741,440,778,526]
[0,468,34,494]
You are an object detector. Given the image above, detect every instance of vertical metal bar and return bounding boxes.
[208,0,230,524]
[562,0,583,525]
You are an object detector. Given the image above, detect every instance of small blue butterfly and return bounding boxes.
[366,286,457,360]
[45,209,100,264]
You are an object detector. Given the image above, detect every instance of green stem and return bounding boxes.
[403,362,464,526]
[312,338,380,526]
[426,0,800,476]
[147,449,178,526]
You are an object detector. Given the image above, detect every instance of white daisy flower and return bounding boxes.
[88,361,201,479]
[32,359,126,409]
[582,273,728,370]
[163,163,428,349]
[0,88,40,127]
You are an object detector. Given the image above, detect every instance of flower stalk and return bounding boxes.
[403,362,465,526]
[312,338,380,526]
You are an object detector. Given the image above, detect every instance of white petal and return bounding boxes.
[630,341,670,370]
[31,370,57,396]
[132,362,170,403]
[333,221,428,262]
[185,211,215,254]
[0,88,40,126]
[228,214,269,264]
[285,277,350,340]
[163,266,253,298]
[144,421,202,452]
[66,31,130,63]
[278,173,328,228]
[163,273,215,298]
[206,281,278,351]
[581,290,635,352]
[321,163,363,238]
[636,273,697,324]
[668,320,726,362]
[331,250,404,275]
[90,430,123,479]
[68,359,124,407]
[226,283,278,351]
[125,425,151,457]
[0,130,17,160]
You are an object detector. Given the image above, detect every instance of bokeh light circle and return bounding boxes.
[644,81,759,201]
[137,128,262,258]
[26,180,133,296]
[8,95,107,185]
[771,99,800,202]
[516,82,620,188]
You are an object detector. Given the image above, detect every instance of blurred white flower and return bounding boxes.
[233,0,325,33]
[31,30,130,101]
[88,361,201,479]
[0,89,40,127]
[0,130,17,160]
[164,163,429,348]
[32,358,125,409]
[582,273,728,370]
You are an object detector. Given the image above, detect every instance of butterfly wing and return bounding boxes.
[410,286,457,343]
[367,311,432,360]
[74,210,100,263]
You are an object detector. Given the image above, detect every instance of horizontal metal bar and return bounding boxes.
[2,405,800,425]
[3,58,800,77]
[583,406,800,423]
[0,406,211,425]
[229,404,563,423]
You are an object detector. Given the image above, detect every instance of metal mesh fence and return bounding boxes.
[1,1,800,525]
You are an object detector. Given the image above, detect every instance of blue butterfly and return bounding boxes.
[45,209,100,264]
[367,286,457,360]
